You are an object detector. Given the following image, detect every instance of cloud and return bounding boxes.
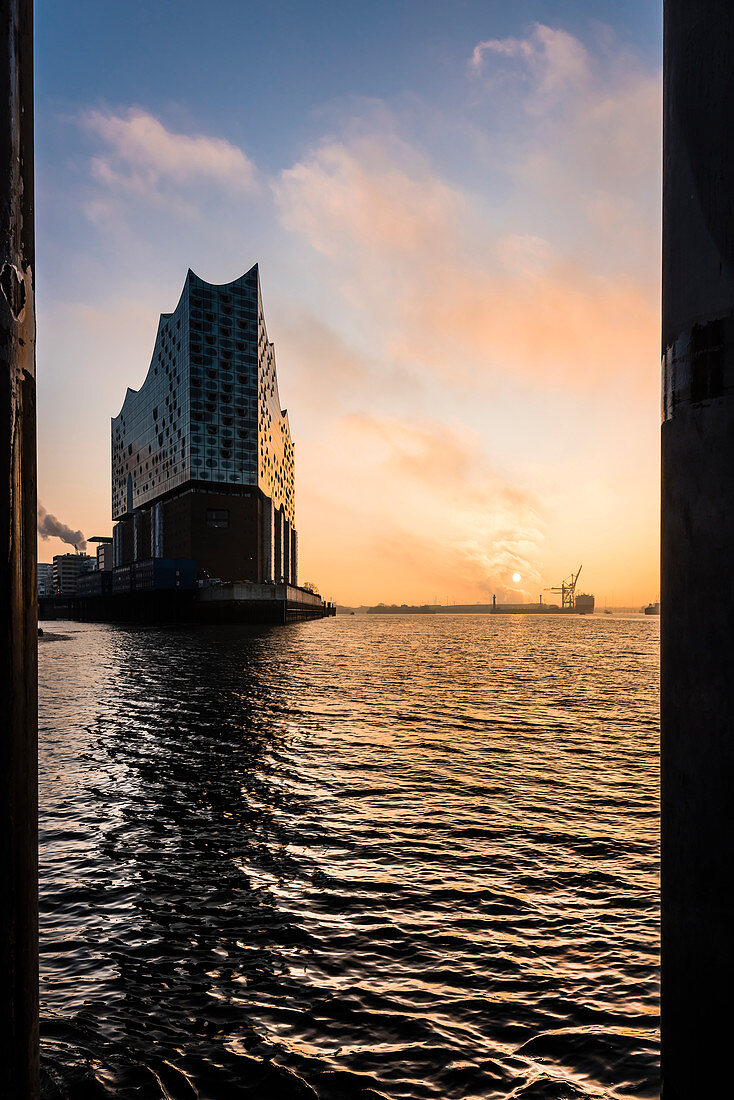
[470,35,533,71]
[469,23,661,205]
[275,125,658,393]
[81,108,258,199]
[469,24,591,109]
[389,256,657,390]
[276,133,461,262]
[298,413,545,603]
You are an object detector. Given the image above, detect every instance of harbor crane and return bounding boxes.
[546,565,583,610]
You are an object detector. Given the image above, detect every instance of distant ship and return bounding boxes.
[644,602,660,616]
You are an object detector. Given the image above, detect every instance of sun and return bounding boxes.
[512,572,521,583]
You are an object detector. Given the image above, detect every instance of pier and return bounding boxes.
[40,577,335,625]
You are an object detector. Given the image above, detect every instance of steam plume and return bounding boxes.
[37,504,86,551]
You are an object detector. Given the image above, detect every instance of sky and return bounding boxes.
[34,0,663,606]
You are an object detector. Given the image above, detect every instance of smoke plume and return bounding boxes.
[37,504,86,551]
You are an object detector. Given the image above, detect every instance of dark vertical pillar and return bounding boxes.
[662,5,734,1097]
[261,495,274,582]
[274,508,283,583]
[282,516,290,586]
[0,1,37,1097]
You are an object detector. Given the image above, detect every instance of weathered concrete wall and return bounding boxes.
[662,4,734,1096]
[0,1,38,1096]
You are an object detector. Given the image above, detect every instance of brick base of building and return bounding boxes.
[112,483,297,585]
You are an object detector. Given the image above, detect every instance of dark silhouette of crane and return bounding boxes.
[546,565,583,610]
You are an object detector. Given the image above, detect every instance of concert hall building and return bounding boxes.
[111,265,298,585]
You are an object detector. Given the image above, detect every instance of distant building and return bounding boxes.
[89,536,114,572]
[37,562,53,599]
[52,553,95,596]
[97,543,113,571]
[111,266,297,584]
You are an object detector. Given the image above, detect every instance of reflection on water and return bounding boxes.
[39,615,659,1098]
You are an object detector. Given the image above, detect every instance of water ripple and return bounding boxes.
[39,615,659,1098]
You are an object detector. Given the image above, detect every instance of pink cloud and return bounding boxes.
[275,127,658,393]
[389,259,657,390]
[82,108,258,198]
[276,134,461,261]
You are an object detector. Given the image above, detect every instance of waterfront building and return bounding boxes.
[98,543,113,571]
[111,266,298,584]
[37,562,53,599]
[89,536,113,572]
[52,553,95,596]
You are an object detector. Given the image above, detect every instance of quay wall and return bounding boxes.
[39,583,335,625]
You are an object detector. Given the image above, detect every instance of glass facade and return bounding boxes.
[112,265,295,525]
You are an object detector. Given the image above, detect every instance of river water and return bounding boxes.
[38,614,659,1099]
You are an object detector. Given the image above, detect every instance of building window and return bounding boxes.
[206,508,229,528]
